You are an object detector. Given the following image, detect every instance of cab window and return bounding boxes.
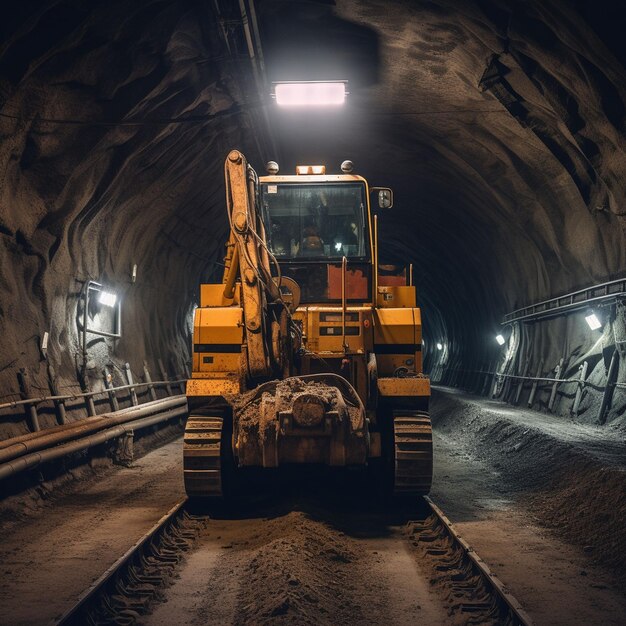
[261,183,368,260]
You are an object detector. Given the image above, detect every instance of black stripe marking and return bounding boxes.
[374,344,421,354]
[194,344,241,353]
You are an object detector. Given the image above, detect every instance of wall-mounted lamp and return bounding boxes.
[273,81,348,107]
[80,281,122,376]
[98,290,117,307]
[585,312,602,330]
[40,331,49,359]
[495,334,506,345]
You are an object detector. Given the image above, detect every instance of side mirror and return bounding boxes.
[370,187,393,209]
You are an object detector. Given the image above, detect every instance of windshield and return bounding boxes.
[261,183,368,260]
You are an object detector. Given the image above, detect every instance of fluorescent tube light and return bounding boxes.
[275,82,346,107]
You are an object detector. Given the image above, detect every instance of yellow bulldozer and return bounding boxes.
[183,150,432,498]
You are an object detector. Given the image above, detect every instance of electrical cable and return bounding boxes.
[0,105,513,128]
[0,105,244,127]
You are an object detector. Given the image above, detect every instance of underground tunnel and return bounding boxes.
[0,1,625,624]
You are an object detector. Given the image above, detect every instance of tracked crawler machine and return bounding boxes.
[184,150,432,497]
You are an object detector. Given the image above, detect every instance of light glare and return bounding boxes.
[296,165,326,175]
[98,290,117,307]
[495,334,505,345]
[585,313,601,330]
[275,82,346,107]
[436,343,443,350]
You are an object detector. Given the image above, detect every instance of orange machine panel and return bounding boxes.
[328,265,369,300]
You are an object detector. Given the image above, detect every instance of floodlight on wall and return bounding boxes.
[585,312,602,330]
[80,281,122,376]
[495,334,506,345]
[273,81,347,107]
[436,343,443,350]
[98,290,117,307]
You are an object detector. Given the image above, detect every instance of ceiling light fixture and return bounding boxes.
[274,81,347,107]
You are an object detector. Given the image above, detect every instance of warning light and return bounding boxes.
[296,165,326,175]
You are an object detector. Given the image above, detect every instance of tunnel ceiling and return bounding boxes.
[1,0,625,393]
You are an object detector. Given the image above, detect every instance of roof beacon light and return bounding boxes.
[266,161,279,175]
[274,81,346,107]
[296,165,326,175]
[99,290,117,307]
[341,160,354,173]
[495,334,505,346]
[585,312,602,330]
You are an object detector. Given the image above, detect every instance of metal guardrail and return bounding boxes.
[0,379,186,411]
[0,397,188,482]
[442,367,583,386]
[502,277,626,324]
[439,361,622,424]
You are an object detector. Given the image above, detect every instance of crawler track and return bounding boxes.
[393,410,433,495]
[54,495,531,626]
[183,414,225,497]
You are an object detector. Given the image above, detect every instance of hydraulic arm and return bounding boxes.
[222,150,286,383]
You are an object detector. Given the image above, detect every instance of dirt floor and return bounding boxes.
[0,431,186,625]
[430,387,626,626]
[0,388,625,625]
[147,487,451,626]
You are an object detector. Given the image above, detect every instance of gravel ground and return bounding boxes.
[430,386,626,625]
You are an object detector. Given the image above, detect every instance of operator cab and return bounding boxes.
[260,168,372,304]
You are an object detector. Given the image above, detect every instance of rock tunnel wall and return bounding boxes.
[1,0,626,439]
[0,1,260,439]
[331,0,626,427]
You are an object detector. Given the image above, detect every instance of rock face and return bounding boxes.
[0,1,261,436]
[1,1,625,436]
